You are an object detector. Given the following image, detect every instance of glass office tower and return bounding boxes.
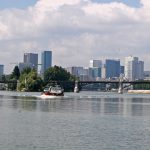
[23,53,38,71]
[0,65,4,76]
[41,51,52,76]
[105,59,120,79]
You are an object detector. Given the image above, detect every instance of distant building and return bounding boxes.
[41,51,52,76]
[66,67,84,77]
[89,60,102,68]
[79,68,90,81]
[120,66,124,74]
[89,67,101,80]
[125,56,137,81]
[105,59,120,79]
[101,66,106,79]
[137,61,144,80]
[89,60,102,80]
[144,71,150,77]
[66,67,94,81]
[144,71,150,80]
[19,62,33,72]
[82,68,89,76]
[125,56,144,81]
[79,74,89,81]
[24,53,38,71]
[0,65,4,76]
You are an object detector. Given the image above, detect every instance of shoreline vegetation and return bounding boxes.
[3,65,77,92]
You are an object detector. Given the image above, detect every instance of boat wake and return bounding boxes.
[35,94,64,99]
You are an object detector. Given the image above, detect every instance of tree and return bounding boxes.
[11,66,20,80]
[18,67,43,92]
[21,67,32,74]
[8,66,20,90]
[44,66,77,91]
[1,75,6,82]
[44,65,76,83]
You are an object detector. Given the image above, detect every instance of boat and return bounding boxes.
[41,84,64,97]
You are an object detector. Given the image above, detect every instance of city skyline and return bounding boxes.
[0,0,150,73]
[0,51,147,75]
[0,52,146,81]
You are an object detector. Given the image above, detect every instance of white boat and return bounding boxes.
[41,84,64,97]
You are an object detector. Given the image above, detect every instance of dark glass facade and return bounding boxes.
[41,51,52,75]
[106,59,120,78]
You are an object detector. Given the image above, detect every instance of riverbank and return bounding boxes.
[128,90,150,94]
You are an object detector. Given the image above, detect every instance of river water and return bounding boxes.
[0,91,150,150]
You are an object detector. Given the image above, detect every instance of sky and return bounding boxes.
[0,0,150,74]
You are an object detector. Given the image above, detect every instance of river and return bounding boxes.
[0,91,150,150]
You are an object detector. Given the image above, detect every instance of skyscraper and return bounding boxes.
[105,59,120,78]
[125,56,144,81]
[41,51,52,76]
[0,65,4,76]
[137,61,144,80]
[89,60,102,68]
[23,53,38,70]
[89,60,102,80]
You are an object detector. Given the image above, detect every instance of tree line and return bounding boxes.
[1,65,77,92]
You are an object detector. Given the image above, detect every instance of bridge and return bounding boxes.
[45,80,150,93]
[77,80,150,84]
[1,80,149,84]
[45,80,150,85]
[0,80,150,93]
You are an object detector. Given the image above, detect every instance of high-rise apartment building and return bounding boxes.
[23,53,38,70]
[125,56,144,81]
[41,51,52,76]
[105,59,120,78]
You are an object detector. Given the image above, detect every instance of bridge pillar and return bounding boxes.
[118,82,123,94]
[118,74,124,94]
[130,84,133,90]
[74,81,79,93]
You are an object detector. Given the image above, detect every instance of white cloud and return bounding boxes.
[35,0,81,10]
[141,0,150,8]
[82,2,138,21]
[0,0,150,73]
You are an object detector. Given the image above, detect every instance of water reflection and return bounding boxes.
[0,93,150,117]
[131,98,143,116]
